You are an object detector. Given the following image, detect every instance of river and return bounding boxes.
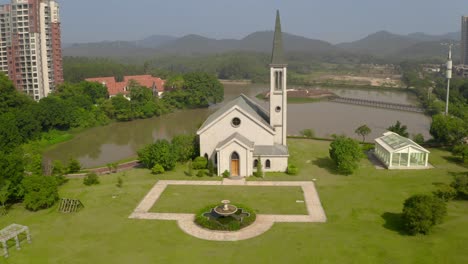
[44,84,432,168]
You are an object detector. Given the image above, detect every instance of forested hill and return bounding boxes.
[63,30,461,61]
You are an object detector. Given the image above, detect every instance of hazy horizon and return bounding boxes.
[50,0,468,44]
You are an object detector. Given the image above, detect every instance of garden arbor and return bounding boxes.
[375,132,430,169]
[0,224,31,258]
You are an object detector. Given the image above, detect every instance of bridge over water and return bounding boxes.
[329,96,425,113]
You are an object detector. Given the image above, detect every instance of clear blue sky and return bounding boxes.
[55,0,468,43]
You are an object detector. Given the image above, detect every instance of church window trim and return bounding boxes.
[253,159,258,168]
[265,159,271,169]
[274,70,283,90]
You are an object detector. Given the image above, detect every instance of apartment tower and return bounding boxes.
[0,0,63,100]
[461,16,468,65]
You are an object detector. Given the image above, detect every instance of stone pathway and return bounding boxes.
[129,179,327,241]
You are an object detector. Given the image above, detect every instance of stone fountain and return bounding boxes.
[213,200,238,217]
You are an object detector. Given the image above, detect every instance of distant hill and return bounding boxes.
[63,30,461,61]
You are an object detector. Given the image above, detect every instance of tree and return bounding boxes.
[412,133,425,145]
[171,134,198,162]
[402,194,447,235]
[452,144,468,163]
[137,139,176,171]
[387,121,409,137]
[354,125,372,143]
[0,150,25,201]
[255,156,263,178]
[451,173,468,199]
[0,181,11,214]
[430,114,467,145]
[83,173,100,186]
[329,136,363,175]
[207,159,215,176]
[81,81,109,103]
[22,175,59,211]
[67,158,81,174]
[300,129,315,138]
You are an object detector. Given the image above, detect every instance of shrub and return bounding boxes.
[151,164,165,175]
[222,170,230,178]
[22,175,59,211]
[55,175,69,186]
[413,133,425,145]
[83,173,100,186]
[194,204,257,231]
[52,160,65,175]
[137,139,176,171]
[116,177,123,188]
[196,170,207,177]
[450,174,468,200]
[193,156,208,170]
[329,136,363,175]
[402,194,447,235]
[171,134,198,162]
[286,164,299,175]
[300,129,315,138]
[361,143,374,152]
[254,157,263,178]
[186,160,193,176]
[206,159,215,176]
[433,184,457,201]
[67,158,81,174]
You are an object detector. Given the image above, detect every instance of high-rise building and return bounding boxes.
[461,16,468,65]
[0,0,63,101]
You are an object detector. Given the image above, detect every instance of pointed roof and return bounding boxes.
[197,94,273,134]
[271,10,286,65]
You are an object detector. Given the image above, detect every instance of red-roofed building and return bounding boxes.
[85,75,165,98]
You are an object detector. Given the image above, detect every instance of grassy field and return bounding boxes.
[0,139,467,263]
[150,185,307,214]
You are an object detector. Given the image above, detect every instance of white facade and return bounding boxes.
[197,12,289,177]
[375,132,430,169]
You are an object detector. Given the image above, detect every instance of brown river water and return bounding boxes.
[44,85,432,168]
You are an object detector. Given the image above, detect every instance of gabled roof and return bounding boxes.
[254,145,289,156]
[197,94,272,134]
[85,75,165,96]
[216,132,255,150]
[375,131,430,153]
[271,10,286,65]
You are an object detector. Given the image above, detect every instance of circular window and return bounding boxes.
[275,106,281,112]
[231,117,241,127]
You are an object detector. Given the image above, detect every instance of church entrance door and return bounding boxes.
[231,152,240,176]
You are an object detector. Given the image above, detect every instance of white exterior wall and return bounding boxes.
[269,66,287,146]
[199,107,275,159]
[254,156,288,173]
[217,141,253,177]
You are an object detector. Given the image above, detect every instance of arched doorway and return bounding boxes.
[231,152,240,176]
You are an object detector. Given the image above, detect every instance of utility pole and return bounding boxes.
[445,44,453,116]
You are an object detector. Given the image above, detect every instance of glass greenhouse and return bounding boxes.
[374,132,430,169]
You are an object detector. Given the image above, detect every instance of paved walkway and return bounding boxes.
[129,178,327,241]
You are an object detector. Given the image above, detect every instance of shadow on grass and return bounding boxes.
[313,157,348,175]
[381,212,407,235]
[442,155,468,168]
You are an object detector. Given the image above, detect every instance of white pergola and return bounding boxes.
[0,224,31,258]
[375,132,430,169]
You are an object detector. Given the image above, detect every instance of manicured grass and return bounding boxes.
[150,185,307,214]
[1,139,467,264]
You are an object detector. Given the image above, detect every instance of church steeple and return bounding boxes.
[271,10,286,65]
[269,10,287,146]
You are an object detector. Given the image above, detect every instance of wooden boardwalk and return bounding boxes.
[329,96,425,113]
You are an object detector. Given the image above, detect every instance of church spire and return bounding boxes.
[271,10,286,65]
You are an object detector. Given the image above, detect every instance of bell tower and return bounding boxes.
[269,10,287,146]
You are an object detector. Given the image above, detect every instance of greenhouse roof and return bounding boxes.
[375,132,429,153]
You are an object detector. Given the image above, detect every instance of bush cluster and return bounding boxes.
[192,157,208,170]
[286,164,299,175]
[22,175,59,211]
[83,173,100,186]
[194,204,256,231]
[402,194,447,235]
[151,164,165,175]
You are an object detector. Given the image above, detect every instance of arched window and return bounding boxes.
[265,159,271,169]
[231,152,239,160]
[253,159,258,168]
[214,154,218,165]
[204,153,209,160]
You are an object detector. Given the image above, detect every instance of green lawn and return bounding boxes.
[0,139,467,264]
[150,185,307,214]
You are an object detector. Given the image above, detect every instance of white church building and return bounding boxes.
[197,11,289,177]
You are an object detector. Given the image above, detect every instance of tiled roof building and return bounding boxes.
[86,75,165,97]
